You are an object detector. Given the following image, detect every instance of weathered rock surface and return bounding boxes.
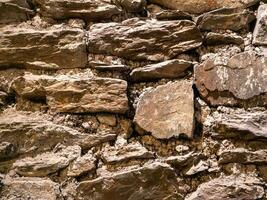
[0,109,116,158]
[205,32,244,45]
[253,4,267,45]
[13,146,81,177]
[196,8,255,31]
[155,10,192,20]
[195,51,267,107]
[149,0,259,14]
[77,162,180,200]
[67,151,96,177]
[219,148,267,165]
[101,138,154,164]
[88,18,202,61]
[1,177,62,200]
[0,0,34,24]
[0,25,87,70]
[130,59,192,82]
[204,108,267,140]
[33,0,122,21]
[134,80,194,139]
[12,73,129,114]
[112,0,146,12]
[186,175,264,200]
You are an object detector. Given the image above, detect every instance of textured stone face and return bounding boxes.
[13,146,81,177]
[1,177,62,200]
[0,0,34,24]
[134,80,194,139]
[253,4,267,45]
[88,18,202,61]
[12,73,129,114]
[0,109,116,158]
[196,8,255,31]
[186,175,264,200]
[77,162,180,200]
[130,59,192,82]
[0,26,87,70]
[195,51,267,107]
[204,108,267,140]
[219,148,267,165]
[33,0,122,21]
[149,0,259,14]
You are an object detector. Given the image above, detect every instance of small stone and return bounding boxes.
[97,114,117,127]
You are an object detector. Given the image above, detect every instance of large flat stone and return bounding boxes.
[12,73,129,114]
[149,0,259,14]
[204,108,267,140]
[33,0,122,22]
[0,0,34,24]
[186,175,264,200]
[88,18,202,61]
[253,4,267,45]
[219,148,267,165]
[1,177,62,200]
[196,8,255,31]
[13,146,81,177]
[77,162,180,200]
[134,80,194,139]
[130,59,192,82]
[0,26,87,70]
[194,51,267,107]
[0,109,116,159]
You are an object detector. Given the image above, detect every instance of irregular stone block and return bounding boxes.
[205,32,244,45]
[196,8,255,31]
[204,107,267,140]
[12,73,129,114]
[13,146,81,177]
[194,51,267,107]
[0,108,116,158]
[33,0,121,21]
[0,0,34,24]
[186,175,264,200]
[1,177,62,200]
[149,0,259,14]
[77,162,180,200]
[88,18,202,61]
[219,148,267,165]
[0,26,87,70]
[101,138,154,164]
[253,4,267,45]
[130,59,192,82]
[134,80,194,139]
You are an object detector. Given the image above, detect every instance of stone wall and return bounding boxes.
[0,0,267,199]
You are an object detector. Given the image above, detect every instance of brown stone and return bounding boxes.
[88,18,202,61]
[12,73,129,114]
[194,51,267,107]
[196,8,255,31]
[156,10,192,21]
[186,175,264,200]
[253,4,267,45]
[101,138,154,164]
[0,0,34,24]
[0,26,87,70]
[13,146,81,177]
[134,80,194,139]
[112,0,146,12]
[0,108,116,158]
[149,0,259,14]
[33,0,121,22]
[1,177,62,200]
[205,32,244,45]
[77,162,180,200]
[130,59,192,82]
[204,107,267,140]
[219,148,267,165]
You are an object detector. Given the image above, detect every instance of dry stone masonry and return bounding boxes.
[0,0,267,199]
